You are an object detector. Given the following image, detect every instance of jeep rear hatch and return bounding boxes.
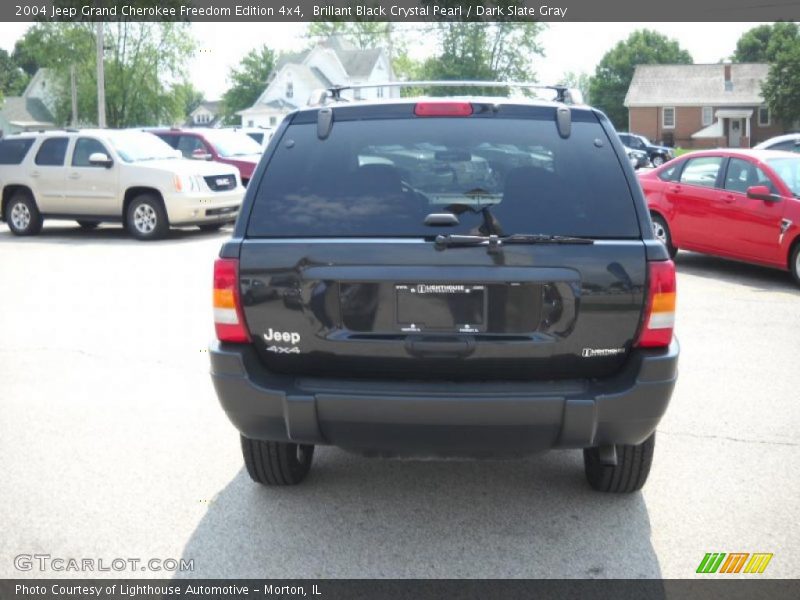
[234,103,649,380]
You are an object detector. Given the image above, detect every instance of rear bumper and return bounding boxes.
[209,339,679,456]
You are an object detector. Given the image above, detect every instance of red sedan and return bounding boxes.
[639,149,800,285]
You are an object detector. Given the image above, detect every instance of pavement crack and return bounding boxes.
[659,429,799,448]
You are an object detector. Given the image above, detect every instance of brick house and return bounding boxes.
[624,63,786,149]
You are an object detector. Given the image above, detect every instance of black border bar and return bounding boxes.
[3,579,800,600]
[4,0,800,22]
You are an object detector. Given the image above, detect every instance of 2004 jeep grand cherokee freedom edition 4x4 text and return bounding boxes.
[0,129,243,240]
[209,85,680,493]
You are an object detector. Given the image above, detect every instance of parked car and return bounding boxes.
[618,132,674,167]
[0,129,243,240]
[753,133,800,153]
[639,149,800,284]
[152,128,262,186]
[626,147,649,169]
[229,126,275,149]
[209,91,679,492]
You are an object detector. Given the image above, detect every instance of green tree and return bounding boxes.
[762,42,800,127]
[732,22,799,63]
[12,22,195,127]
[0,49,29,98]
[420,22,545,96]
[732,22,800,128]
[220,45,276,125]
[173,82,204,122]
[561,71,591,104]
[589,29,692,129]
[12,26,49,77]
[307,21,392,50]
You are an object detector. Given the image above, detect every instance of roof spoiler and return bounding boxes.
[308,80,582,140]
[307,80,584,107]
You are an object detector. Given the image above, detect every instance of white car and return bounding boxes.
[227,126,275,149]
[753,133,800,152]
[0,129,244,240]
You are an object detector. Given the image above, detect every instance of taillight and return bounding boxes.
[213,258,250,343]
[414,102,473,117]
[636,260,676,348]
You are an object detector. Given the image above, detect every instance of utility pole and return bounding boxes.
[70,64,78,126]
[95,21,106,128]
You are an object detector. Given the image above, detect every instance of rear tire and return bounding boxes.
[790,243,800,287]
[584,433,656,493]
[652,155,665,167]
[241,436,314,485]
[77,221,99,230]
[651,214,677,258]
[6,191,42,236]
[126,194,168,240]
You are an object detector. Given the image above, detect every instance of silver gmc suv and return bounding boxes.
[0,129,244,240]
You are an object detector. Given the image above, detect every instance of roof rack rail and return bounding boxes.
[307,80,584,107]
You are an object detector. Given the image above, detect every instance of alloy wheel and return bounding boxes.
[10,202,31,231]
[133,204,157,234]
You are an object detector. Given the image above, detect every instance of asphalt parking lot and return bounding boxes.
[0,221,798,579]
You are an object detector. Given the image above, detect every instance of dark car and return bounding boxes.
[153,128,262,186]
[209,88,679,493]
[619,132,674,167]
[625,147,650,169]
[639,148,800,285]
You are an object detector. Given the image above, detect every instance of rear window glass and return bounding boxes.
[0,138,34,164]
[247,115,640,239]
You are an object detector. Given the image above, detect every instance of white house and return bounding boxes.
[188,100,221,127]
[238,37,398,128]
[0,68,58,136]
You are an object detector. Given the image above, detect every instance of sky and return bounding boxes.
[0,21,768,101]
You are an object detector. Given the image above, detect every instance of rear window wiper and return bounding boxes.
[435,233,594,252]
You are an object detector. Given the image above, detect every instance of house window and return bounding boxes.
[354,88,362,100]
[758,106,770,127]
[377,87,384,98]
[248,120,254,127]
[702,106,713,127]
[286,82,293,98]
[269,116,277,126]
[662,107,676,129]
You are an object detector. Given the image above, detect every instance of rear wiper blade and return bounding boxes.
[435,233,594,251]
[502,233,594,245]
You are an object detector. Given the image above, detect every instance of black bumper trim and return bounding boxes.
[209,339,678,454]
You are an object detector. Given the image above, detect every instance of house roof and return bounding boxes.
[193,100,220,115]
[336,48,382,78]
[22,67,52,98]
[274,50,311,74]
[625,63,770,107]
[271,38,383,84]
[0,97,55,128]
[236,97,298,116]
[248,37,390,115]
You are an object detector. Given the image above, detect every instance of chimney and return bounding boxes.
[723,60,733,91]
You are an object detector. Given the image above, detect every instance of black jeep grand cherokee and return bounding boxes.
[209,91,679,493]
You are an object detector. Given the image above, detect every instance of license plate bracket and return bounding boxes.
[395,283,486,333]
